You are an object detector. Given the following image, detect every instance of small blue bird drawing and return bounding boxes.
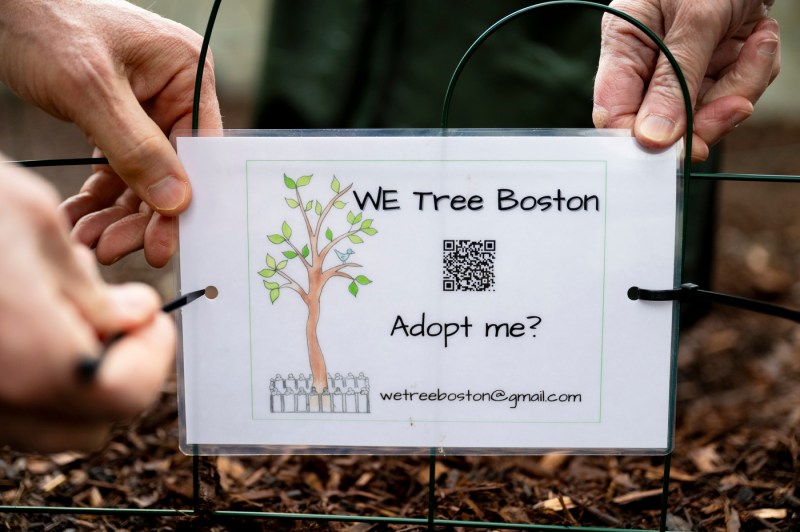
[335,248,355,263]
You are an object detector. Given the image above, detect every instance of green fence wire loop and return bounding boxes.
[441,0,694,248]
[439,4,692,531]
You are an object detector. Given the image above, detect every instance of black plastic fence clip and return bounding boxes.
[628,283,800,324]
[627,283,698,302]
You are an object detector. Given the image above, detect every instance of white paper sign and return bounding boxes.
[176,132,680,453]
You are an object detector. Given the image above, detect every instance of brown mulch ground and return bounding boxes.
[2,108,800,530]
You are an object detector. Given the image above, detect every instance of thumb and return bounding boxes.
[634,13,722,149]
[78,83,191,216]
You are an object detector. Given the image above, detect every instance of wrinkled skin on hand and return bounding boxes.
[0,0,223,267]
[0,158,175,452]
[594,0,780,161]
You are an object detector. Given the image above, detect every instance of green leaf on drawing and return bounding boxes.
[301,245,310,258]
[346,211,355,224]
[353,212,362,224]
[360,219,372,229]
[258,268,275,278]
[362,227,378,236]
[315,201,322,215]
[348,281,358,297]
[331,176,340,193]
[266,254,277,269]
[277,260,288,270]
[355,275,372,285]
[283,250,297,259]
[281,221,292,239]
[348,234,364,244]
[263,281,279,290]
[305,201,313,211]
[268,234,285,244]
[284,174,296,189]
[270,289,280,303]
[285,198,299,208]
[296,174,312,187]
[333,201,346,209]
[325,227,333,241]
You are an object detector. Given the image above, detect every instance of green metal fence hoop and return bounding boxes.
[440,4,693,531]
[441,1,694,197]
[192,0,222,134]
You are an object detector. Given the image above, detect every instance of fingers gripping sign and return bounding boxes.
[61,153,179,267]
[594,0,779,161]
[0,0,223,267]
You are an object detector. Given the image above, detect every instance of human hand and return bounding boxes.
[0,159,175,452]
[593,0,780,161]
[0,0,222,267]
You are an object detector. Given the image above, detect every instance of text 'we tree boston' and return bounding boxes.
[352,187,601,212]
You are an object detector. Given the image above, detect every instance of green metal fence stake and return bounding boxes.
[659,452,672,532]
[428,447,437,531]
[193,445,200,516]
[188,0,221,518]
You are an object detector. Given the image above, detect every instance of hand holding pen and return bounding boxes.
[77,288,207,380]
[0,169,183,454]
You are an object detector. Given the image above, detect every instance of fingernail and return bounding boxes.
[758,39,778,56]
[147,176,188,211]
[639,114,677,143]
[731,109,751,128]
[592,106,609,128]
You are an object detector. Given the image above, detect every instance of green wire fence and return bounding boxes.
[2,1,799,530]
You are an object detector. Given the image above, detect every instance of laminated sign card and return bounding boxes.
[176,131,681,454]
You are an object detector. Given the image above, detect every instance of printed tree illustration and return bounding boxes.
[259,174,377,394]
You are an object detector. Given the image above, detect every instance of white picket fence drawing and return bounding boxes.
[270,372,370,413]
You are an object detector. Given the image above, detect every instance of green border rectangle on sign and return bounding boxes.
[245,158,609,427]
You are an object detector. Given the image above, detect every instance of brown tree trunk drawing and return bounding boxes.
[306,274,327,392]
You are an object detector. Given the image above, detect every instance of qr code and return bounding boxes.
[442,240,496,292]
